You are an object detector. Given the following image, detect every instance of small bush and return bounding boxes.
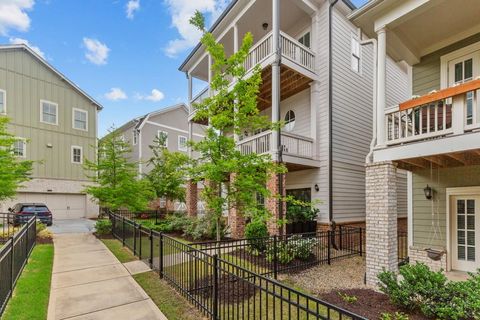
[245,220,269,252]
[36,222,46,234]
[266,241,295,264]
[288,235,317,260]
[380,312,409,320]
[338,292,357,304]
[182,216,227,240]
[95,219,112,235]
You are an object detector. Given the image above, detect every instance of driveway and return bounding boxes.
[47,222,167,320]
[48,219,96,234]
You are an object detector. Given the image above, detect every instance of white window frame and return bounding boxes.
[351,35,361,73]
[297,30,311,49]
[178,135,187,151]
[71,145,83,164]
[72,108,88,131]
[0,89,6,115]
[157,130,168,148]
[13,138,26,158]
[133,130,138,145]
[40,100,59,125]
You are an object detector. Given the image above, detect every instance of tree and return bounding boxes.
[145,133,189,213]
[0,117,33,202]
[84,128,155,211]
[189,12,285,240]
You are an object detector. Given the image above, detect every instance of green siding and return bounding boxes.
[412,165,480,248]
[0,48,97,181]
[412,33,480,95]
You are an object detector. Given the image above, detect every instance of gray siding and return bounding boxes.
[413,33,480,95]
[412,165,480,248]
[0,48,98,181]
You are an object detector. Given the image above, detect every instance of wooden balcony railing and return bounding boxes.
[386,80,480,145]
[237,130,314,159]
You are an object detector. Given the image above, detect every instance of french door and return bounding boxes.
[452,196,480,272]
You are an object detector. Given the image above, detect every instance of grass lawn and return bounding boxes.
[100,238,137,263]
[3,244,54,320]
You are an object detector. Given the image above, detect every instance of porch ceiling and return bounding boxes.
[395,149,480,172]
[257,65,313,111]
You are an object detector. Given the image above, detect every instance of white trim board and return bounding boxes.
[440,41,480,89]
[0,88,6,115]
[72,108,88,132]
[144,121,205,137]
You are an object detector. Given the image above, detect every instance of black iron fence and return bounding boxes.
[109,213,366,320]
[0,214,19,244]
[0,216,36,315]
[102,208,166,224]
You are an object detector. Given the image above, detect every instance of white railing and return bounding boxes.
[243,31,315,75]
[385,90,480,145]
[237,130,314,159]
[191,86,209,105]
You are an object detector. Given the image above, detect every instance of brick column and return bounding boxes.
[228,173,246,238]
[365,161,398,287]
[266,171,286,235]
[186,180,197,217]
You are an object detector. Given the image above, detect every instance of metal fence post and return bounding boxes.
[273,235,278,279]
[10,238,14,298]
[339,225,343,250]
[139,225,142,260]
[122,216,125,246]
[327,230,331,265]
[25,221,29,261]
[133,223,137,255]
[149,229,153,269]
[359,228,363,257]
[155,209,159,225]
[212,254,219,320]
[159,233,164,279]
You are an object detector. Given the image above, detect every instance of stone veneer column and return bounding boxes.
[365,161,398,287]
[186,180,197,217]
[266,171,286,236]
[228,173,246,239]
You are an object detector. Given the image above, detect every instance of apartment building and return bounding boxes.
[0,44,101,219]
[180,0,409,237]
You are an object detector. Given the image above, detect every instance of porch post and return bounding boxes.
[271,0,281,162]
[365,161,398,287]
[376,27,387,147]
[187,73,193,159]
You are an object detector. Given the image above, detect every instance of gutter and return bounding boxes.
[328,0,338,225]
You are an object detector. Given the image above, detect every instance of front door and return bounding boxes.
[452,196,480,272]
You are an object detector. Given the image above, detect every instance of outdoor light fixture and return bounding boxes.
[424,185,433,200]
[262,22,269,31]
[314,184,319,192]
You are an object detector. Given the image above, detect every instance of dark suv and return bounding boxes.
[8,203,53,226]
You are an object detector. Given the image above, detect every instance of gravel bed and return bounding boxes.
[280,256,366,294]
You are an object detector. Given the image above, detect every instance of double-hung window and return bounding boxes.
[73,108,88,131]
[71,146,83,164]
[13,138,26,158]
[41,100,58,125]
[0,89,6,114]
[157,131,168,147]
[298,32,311,49]
[178,135,187,151]
[133,130,139,145]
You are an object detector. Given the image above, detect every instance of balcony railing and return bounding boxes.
[191,86,209,106]
[385,81,480,146]
[238,130,314,159]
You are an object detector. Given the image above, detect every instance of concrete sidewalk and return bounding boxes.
[47,233,167,320]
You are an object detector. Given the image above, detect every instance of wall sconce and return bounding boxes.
[424,185,433,200]
[314,184,319,192]
[262,22,269,31]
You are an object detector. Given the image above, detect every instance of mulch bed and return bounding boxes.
[191,274,258,303]
[320,289,428,320]
[36,236,53,244]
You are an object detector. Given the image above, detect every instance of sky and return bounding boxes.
[0,0,368,137]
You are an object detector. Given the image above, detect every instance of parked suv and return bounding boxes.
[8,203,53,226]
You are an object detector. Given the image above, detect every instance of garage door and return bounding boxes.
[9,193,86,219]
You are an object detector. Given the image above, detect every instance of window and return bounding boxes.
[298,32,311,49]
[133,130,139,145]
[157,131,168,147]
[351,36,361,73]
[73,108,88,131]
[178,135,187,151]
[71,146,82,164]
[13,139,26,158]
[40,100,58,125]
[284,110,296,132]
[0,89,5,114]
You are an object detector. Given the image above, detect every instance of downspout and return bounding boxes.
[359,29,378,164]
[328,0,338,225]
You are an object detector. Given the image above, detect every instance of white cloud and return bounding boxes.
[9,37,44,58]
[164,0,229,58]
[126,0,140,19]
[105,88,127,101]
[137,89,165,102]
[0,0,35,36]
[83,37,110,65]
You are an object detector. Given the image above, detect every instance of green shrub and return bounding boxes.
[182,216,227,240]
[286,205,319,223]
[288,235,317,260]
[36,222,46,234]
[380,312,409,320]
[245,220,269,252]
[95,219,112,235]
[378,263,480,319]
[266,241,295,264]
[338,292,358,304]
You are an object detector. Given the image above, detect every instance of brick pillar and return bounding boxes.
[166,199,175,213]
[266,171,286,235]
[228,173,246,238]
[186,180,197,217]
[365,161,398,287]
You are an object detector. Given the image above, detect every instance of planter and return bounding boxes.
[286,221,317,234]
[425,248,445,261]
